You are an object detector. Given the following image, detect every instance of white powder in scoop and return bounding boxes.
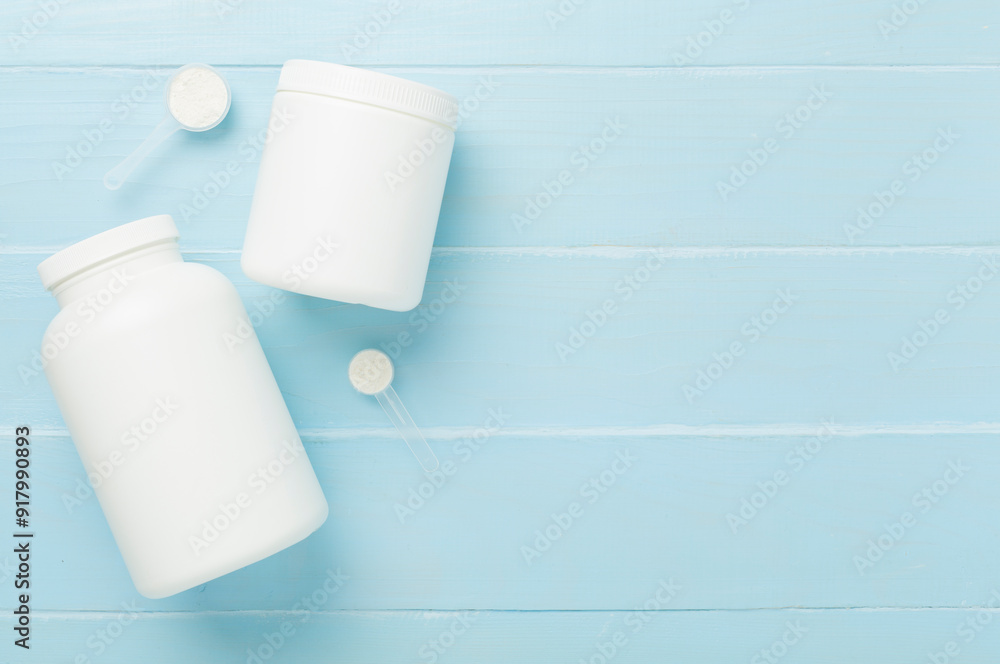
[168,66,230,129]
[349,349,394,395]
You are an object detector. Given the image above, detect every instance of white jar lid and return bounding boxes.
[277,60,460,130]
[38,215,180,291]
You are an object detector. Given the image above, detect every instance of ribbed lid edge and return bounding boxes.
[278,60,459,130]
[38,215,180,292]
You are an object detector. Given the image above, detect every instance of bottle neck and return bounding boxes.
[51,240,182,309]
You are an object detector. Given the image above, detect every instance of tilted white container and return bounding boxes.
[241,60,459,312]
[38,215,329,598]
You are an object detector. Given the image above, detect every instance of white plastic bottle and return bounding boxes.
[37,215,329,599]
[241,60,459,311]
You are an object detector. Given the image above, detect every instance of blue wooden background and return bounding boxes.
[2,1,1000,662]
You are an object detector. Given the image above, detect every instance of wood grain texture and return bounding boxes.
[12,608,1000,664]
[5,250,1000,429]
[1,0,998,661]
[15,431,999,612]
[1,0,997,66]
[1,67,998,248]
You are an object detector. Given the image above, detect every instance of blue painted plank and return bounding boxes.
[1,0,997,66]
[1,67,998,249]
[4,250,1000,429]
[8,431,998,611]
[6,607,1000,664]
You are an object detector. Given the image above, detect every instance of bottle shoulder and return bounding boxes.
[43,260,240,340]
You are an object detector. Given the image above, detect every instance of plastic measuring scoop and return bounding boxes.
[104,64,232,190]
[349,349,439,472]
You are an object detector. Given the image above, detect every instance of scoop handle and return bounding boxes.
[375,386,439,472]
[104,116,181,190]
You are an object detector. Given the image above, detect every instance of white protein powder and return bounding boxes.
[168,66,230,129]
[349,349,394,395]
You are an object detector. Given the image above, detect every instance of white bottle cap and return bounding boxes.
[38,215,180,291]
[277,60,460,130]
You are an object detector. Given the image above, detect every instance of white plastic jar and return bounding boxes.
[241,60,459,311]
[37,215,329,599]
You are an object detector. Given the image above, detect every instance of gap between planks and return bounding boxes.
[17,423,1000,441]
[7,246,1000,258]
[1,64,999,73]
[28,606,1000,620]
